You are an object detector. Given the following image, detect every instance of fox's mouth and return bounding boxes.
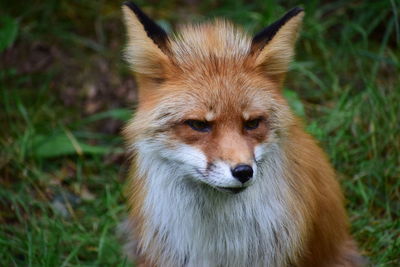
[195,168,249,194]
[215,186,247,194]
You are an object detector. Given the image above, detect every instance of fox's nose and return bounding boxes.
[231,164,253,183]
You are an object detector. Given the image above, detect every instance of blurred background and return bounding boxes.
[0,0,399,266]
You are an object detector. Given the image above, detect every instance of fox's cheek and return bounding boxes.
[166,143,208,170]
[254,144,268,161]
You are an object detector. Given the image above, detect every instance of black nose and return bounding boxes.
[231,164,253,183]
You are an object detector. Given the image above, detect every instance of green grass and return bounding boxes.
[1,0,399,266]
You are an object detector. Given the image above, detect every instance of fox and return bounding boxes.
[120,1,365,266]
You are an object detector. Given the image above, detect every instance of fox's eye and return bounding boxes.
[185,120,212,132]
[244,118,261,130]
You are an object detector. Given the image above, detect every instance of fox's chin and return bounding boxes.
[214,186,247,194]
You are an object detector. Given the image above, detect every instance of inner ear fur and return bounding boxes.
[122,1,171,79]
[251,7,304,82]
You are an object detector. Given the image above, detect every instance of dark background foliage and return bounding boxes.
[0,0,399,266]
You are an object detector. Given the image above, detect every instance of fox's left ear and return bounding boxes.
[251,8,304,82]
[122,2,170,80]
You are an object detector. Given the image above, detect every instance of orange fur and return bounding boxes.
[121,3,364,266]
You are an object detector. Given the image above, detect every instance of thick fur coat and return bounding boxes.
[120,2,364,266]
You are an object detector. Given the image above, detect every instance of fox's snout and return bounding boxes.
[190,128,258,188]
[215,131,255,184]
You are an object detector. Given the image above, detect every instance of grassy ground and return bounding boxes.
[1,0,399,266]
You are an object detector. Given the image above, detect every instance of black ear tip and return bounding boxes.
[122,1,169,52]
[251,6,305,51]
[122,1,134,8]
[293,7,304,12]
[287,7,305,17]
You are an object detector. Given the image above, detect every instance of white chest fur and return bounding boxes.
[134,144,302,267]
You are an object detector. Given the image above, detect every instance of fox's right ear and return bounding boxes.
[250,8,304,83]
[122,2,170,80]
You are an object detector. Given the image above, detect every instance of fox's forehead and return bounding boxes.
[162,21,279,118]
[156,74,277,121]
[170,20,252,66]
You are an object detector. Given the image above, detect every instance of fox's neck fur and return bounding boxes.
[127,140,306,267]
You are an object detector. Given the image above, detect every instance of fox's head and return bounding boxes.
[123,2,304,194]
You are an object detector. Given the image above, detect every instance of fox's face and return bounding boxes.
[133,67,292,193]
[123,3,303,193]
